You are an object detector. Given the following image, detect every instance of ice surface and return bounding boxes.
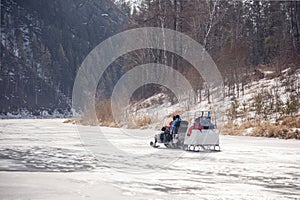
[0,119,299,199]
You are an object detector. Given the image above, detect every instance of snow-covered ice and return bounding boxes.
[0,119,299,199]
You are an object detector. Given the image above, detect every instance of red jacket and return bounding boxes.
[187,122,204,136]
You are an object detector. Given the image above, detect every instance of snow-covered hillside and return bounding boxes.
[126,68,300,138]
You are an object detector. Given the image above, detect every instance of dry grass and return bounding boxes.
[63,118,80,124]
[77,98,119,127]
[95,98,114,124]
[280,116,300,128]
[78,97,154,129]
[133,116,152,127]
[220,122,245,136]
[252,122,300,139]
[221,116,300,139]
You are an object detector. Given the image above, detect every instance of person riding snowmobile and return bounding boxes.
[171,115,181,136]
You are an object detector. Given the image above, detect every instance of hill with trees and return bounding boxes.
[1,0,128,116]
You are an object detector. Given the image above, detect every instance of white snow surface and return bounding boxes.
[0,119,299,199]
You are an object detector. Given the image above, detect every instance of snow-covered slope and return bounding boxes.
[126,68,300,137]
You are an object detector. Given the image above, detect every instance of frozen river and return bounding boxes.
[0,119,299,199]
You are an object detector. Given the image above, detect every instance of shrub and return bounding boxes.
[95,98,114,124]
[284,95,300,116]
[226,99,239,121]
[253,94,264,116]
[251,122,300,139]
[281,116,300,128]
[133,116,151,127]
[222,118,300,140]
[63,118,79,124]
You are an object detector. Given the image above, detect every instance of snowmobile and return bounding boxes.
[150,120,189,149]
[183,111,220,151]
[150,111,220,152]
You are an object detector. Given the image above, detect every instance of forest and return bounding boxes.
[111,0,300,97]
[0,0,128,115]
